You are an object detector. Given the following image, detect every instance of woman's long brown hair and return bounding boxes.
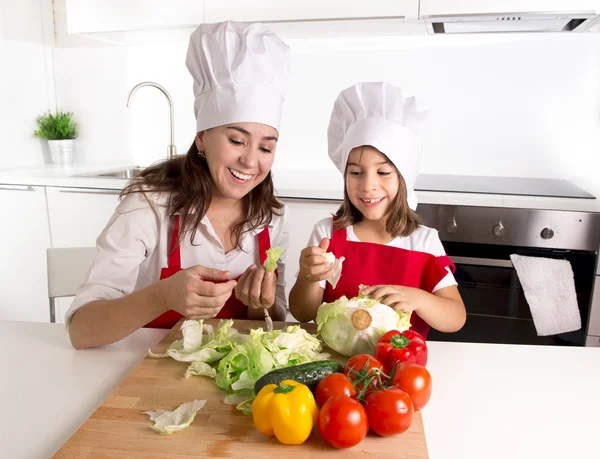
[120,139,284,250]
[334,152,422,238]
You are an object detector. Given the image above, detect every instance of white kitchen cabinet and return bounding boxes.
[420,0,599,16]
[46,187,121,248]
[64,0,204,34]
[0,185,52,323]
[45,187,122,323]
[280,198,341,316]
[205,0,418,23]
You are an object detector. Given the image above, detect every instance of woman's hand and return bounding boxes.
[297,238,332,284]
[359,284,426,314]
[235,265,277,309]
[155,265,237,319]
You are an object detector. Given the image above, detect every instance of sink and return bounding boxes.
[76,167,145,179]
[95,168,143,178]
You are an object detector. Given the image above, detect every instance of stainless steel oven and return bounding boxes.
[417,204,600,346]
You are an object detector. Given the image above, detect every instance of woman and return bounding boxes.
[67,21,291,349]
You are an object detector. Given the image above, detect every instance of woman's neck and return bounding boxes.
[352,218,393,244]
[207,195,245,225]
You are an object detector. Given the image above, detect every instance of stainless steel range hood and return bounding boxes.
[422,11,600,34]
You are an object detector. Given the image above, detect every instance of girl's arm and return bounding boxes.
[413,285,466,333]
[289,276,325,323]
[289,237,331,323]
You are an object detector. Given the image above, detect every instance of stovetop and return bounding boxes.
[414,174,595,199]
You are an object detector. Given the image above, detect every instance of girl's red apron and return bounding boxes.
[323,219,455,339]
[145,216,273,329]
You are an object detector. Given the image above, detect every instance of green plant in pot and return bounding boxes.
[33,111,79,165]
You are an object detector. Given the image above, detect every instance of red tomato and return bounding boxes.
[391,361,432,411]
[364,387,414,436]
[318,395,369,449]
[374,329,428,372]
[343,354,386,394]
[315,373,357,407]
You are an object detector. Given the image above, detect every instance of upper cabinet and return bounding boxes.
[65,0,204,34]
[204,1,419,23]
[55,0,600,45]
[55,0,203,45]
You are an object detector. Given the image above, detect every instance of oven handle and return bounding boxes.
[450,256,514,268]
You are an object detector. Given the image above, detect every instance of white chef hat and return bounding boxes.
[185,21,291,133]
[328,82,428,210]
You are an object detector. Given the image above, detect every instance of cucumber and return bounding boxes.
[254,360,344,395]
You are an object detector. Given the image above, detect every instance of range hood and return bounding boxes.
[422,11,600,34]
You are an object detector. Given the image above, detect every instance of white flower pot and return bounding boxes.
[48,139,74,165]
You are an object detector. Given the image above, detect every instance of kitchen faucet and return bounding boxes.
[126,82,177,160]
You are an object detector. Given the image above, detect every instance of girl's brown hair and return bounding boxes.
[120,139,283,249]
[334,149,422,237]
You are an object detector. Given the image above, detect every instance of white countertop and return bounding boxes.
[2,320,599,459]
[1,163,599,213]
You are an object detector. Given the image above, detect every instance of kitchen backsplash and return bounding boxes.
[4,0,600,197]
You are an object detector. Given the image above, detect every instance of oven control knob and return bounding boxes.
[446,219,458,234]
[541,227,554,240]
[493,222,506,237]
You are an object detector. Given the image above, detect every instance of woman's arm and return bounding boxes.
[68,284,168,349]
[69,265,237,349]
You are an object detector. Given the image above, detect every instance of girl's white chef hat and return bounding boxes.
[185,21,291,133]
[327,82,428,210]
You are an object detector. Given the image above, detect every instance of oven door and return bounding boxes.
[426,243,596,346]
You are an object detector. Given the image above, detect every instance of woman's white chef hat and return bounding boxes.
[185,21,291,133]
[327,82,428,210]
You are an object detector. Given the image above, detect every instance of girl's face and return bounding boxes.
[196,122,278,201]
[345,145,400,223]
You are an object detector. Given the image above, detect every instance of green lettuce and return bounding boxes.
[150,320,330,414]
[263,247,283,273]
[316,294,412,357]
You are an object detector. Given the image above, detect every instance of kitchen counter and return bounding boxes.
[1,163,599,213]
[2,319,599,459]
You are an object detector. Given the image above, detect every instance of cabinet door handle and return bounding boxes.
[57,188,121,195]
[0,184,34,191]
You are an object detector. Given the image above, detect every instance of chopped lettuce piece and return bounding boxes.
[263,247,283,273]
[144,399,206,435]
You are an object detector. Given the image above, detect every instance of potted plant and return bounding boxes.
[33,110,79,165]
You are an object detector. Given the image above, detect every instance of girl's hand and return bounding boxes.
[156,265,237,319]
[298,238,332,283]
[235,265,277,309]
[359,284,425,314]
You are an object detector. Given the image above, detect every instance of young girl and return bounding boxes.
[289,82,466,338]
[66,21,291,349]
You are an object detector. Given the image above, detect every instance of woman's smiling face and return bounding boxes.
[196,122,279,201]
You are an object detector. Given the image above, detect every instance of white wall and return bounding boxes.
[0,0,55,167]
[53,31,600,196]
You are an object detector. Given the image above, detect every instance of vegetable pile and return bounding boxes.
[149,319,330,414]
[252,330,433,449]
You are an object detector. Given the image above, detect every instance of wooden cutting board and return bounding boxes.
[54,320,429,458]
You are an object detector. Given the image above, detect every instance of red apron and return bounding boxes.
[323,220,455,339]
[145,215,274,329]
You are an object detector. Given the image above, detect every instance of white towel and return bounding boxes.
[510,254,581,336]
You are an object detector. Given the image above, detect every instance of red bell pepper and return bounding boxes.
[374,330,428,372]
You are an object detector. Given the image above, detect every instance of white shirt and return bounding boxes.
[307,217,457,292]
[66,191,289,326]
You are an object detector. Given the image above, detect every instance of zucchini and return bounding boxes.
[254,360,344,394]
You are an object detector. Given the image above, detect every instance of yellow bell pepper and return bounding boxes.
[252,379,318,445]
